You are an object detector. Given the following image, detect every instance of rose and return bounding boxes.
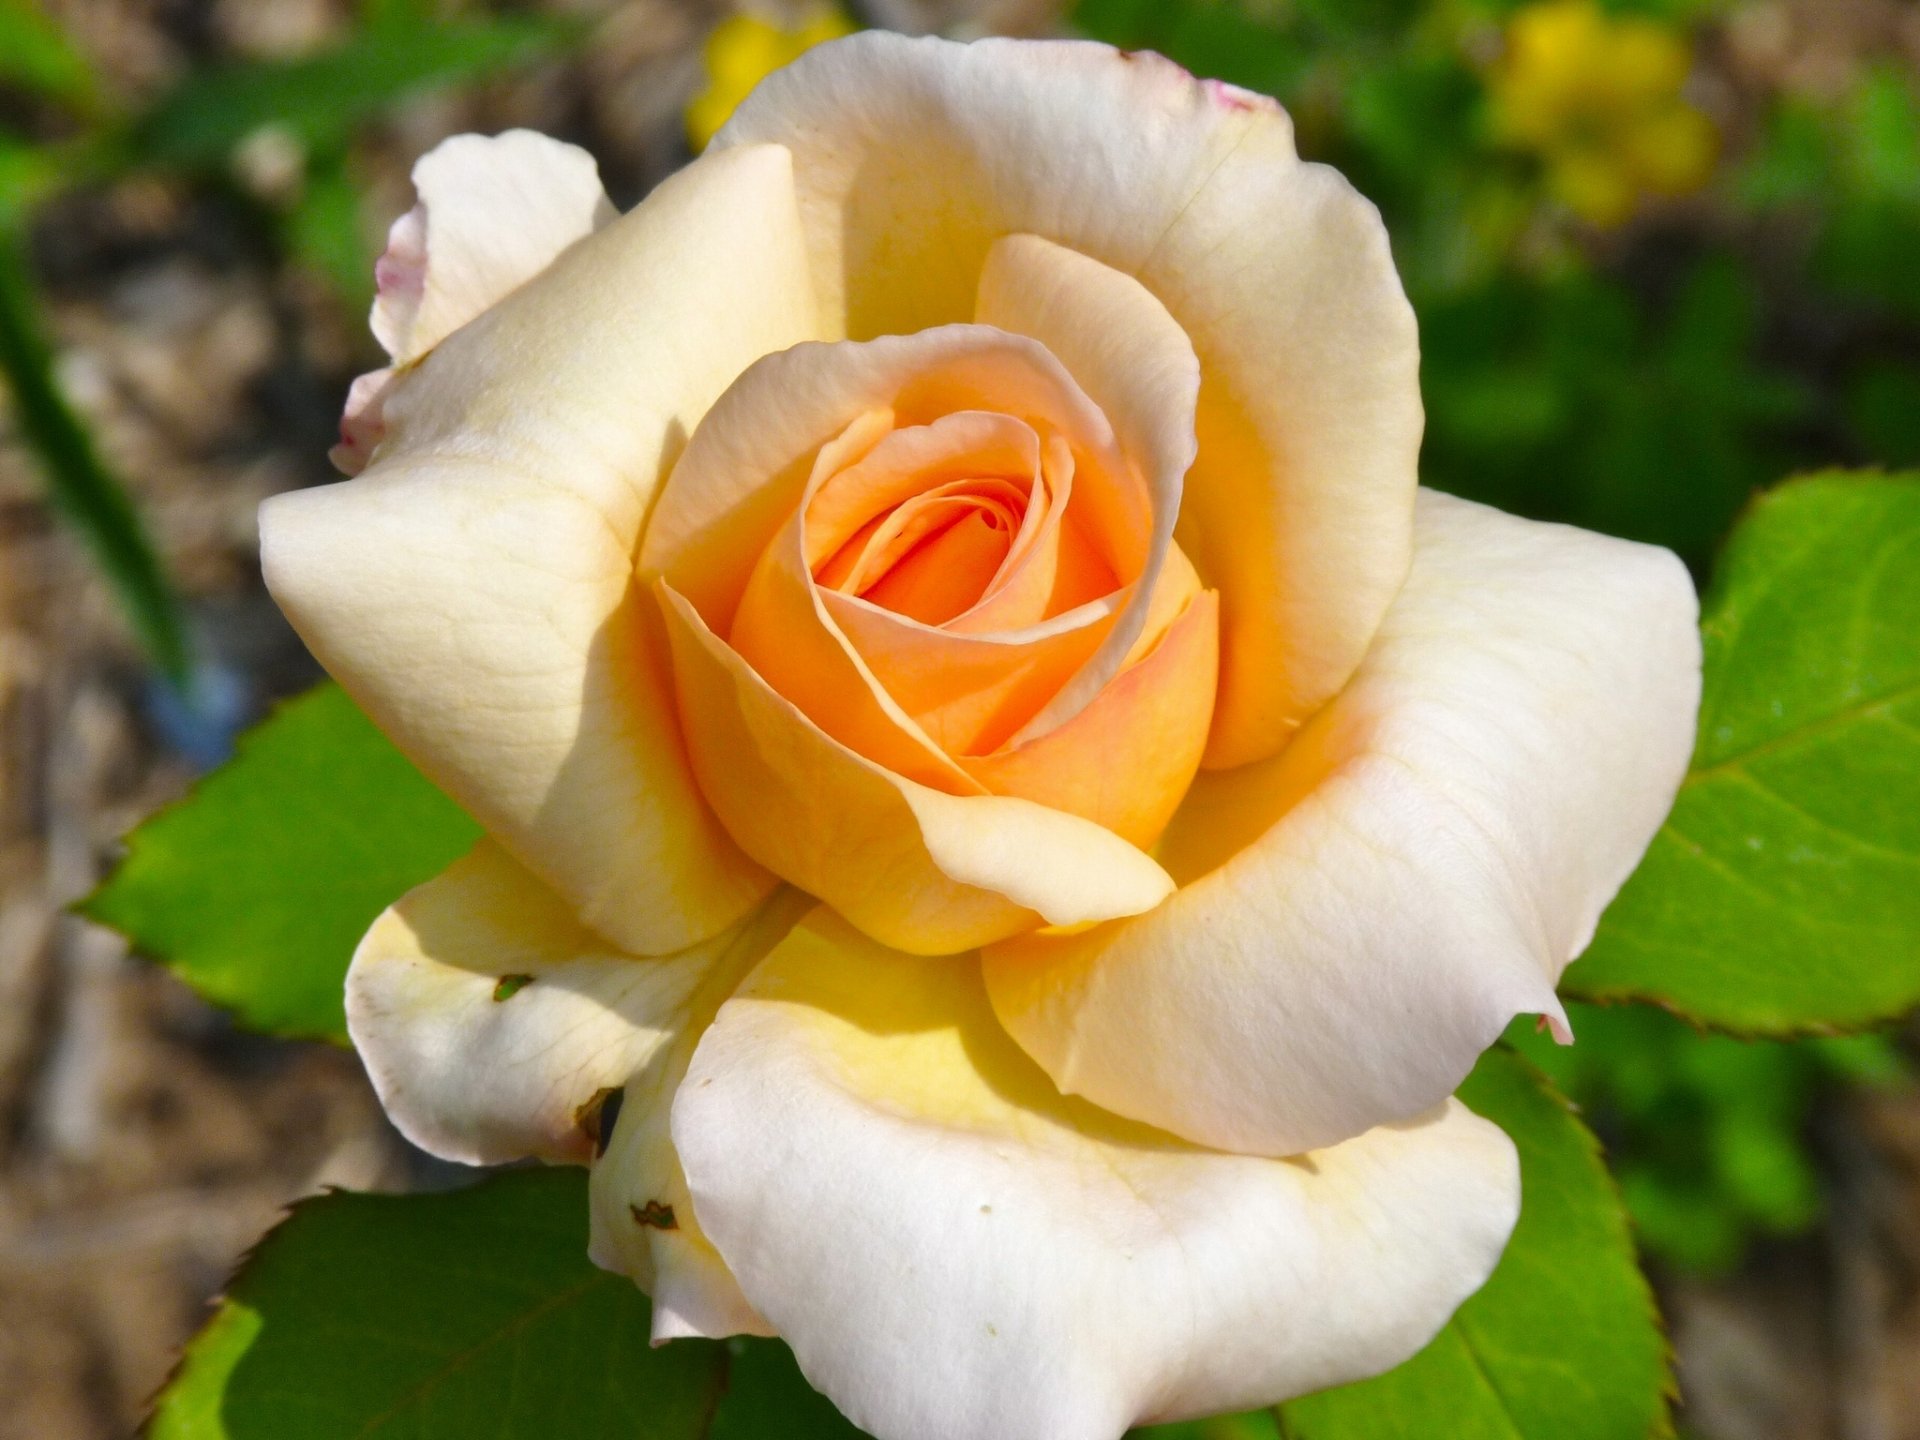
[261,33,1700,1440]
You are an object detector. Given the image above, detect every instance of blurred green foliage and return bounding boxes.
[1511,1004,1903,1273]
[0,0,583,683]
[0,218,191,678]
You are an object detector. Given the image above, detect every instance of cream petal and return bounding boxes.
[347,842,808,1339]
[263,143,822,955]
[660,584,1174,954]
[985,489,1701,1156]
[674,909,1520,1440]
[370,129,617,365]
[719,34,1422,765]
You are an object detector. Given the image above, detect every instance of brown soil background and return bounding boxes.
[3,2,1919,1437]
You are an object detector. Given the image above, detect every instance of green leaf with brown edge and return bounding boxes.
[84,683,481,1042]
[1277,1046,1671,1440]
[1564,471,1920,1031]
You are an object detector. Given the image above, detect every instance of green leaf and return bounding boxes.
[148,1167,879,1439]
[1505,1001,1896,1275]
[0,218,189,680]
[146,1061,1663,1439]
[1564,472,1920,1030]
[147,1169,728,1440]
[128,14,587,170]
[84,683,480,1042]
[705,1336,868,1440]
[281,150,376,314]
[1278,1048,1670,1440]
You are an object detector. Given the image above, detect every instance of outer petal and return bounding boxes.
[371,130,617,365]
[263,144,822,955]
[986,489,1702,1156]
[660,584,1174,953]
[675,909,1520,1440]
[718,34,1423,765]
[347,841,807,1339]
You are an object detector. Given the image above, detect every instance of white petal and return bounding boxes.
[263,143,821,956]
[985,489,1701,1156]
[719,34,1422,766]
[371,130,616,365]
[675,909,1520,1440]
[347,839,804,1337]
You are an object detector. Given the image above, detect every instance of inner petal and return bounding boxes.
[821,478,1027,603]
[829,480,1029,591]
[803,412,1039,568]
[857,495,1020,625]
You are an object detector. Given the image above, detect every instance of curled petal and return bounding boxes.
[985,489,1701,1156]
[960,587,1218,849]
[971,234,1198,745]
[328,366,395,477]
[640,323,1145,635]
[675,910,1520,1440]
[332,131,619,477]
[660,583,1174,954]
[720,34,1422,765]
[728,410,1043,790]
[265,144,821,956]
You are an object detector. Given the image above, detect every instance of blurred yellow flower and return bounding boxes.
[1489,0,1717,227]
[687,6,856,151]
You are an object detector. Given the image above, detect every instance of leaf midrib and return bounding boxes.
[346,1271,611,1438]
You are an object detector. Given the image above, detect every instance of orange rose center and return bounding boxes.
[654,329,1219,853]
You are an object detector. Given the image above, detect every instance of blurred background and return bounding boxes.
[2,0,1918,1436]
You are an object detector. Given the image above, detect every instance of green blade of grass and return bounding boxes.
[0,218,189,681]
[128,14,589,171]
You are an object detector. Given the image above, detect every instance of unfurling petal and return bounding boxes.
[265,144,822,956]
[371,130,617,366]
[971,234,1198,745]
[333,131,617,477]
[675,910,1520,1440]
[986,489,1700,1156]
